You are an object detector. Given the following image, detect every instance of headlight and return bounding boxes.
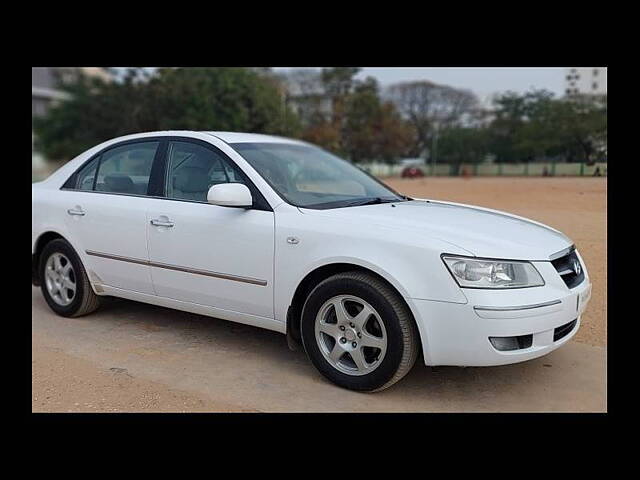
[442,255,544,289]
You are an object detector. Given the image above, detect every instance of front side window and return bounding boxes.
[94,141,159,194]
[165,141,246,202]
[231,143,406,209]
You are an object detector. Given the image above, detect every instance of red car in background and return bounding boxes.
[401,166,424,178]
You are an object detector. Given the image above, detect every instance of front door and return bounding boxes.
[145,140,275,318]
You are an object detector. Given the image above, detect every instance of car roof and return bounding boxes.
[204,131,308,146]
[90,130,308,147]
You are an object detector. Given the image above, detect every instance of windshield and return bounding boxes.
[230,143,407,209]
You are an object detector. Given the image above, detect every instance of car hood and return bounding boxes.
[299,199,572,260]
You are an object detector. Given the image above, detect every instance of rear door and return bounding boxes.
[62,140,162,294]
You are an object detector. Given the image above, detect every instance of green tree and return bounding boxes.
[486,89,607,163]
[33,69,150,160]
[33,67,300,161]
[488,90,540,162]
[545,96,607,163]
[437,127,490,165]
[343,78,380,162]
[144,67,300,135]
[320,67,361,154]
[343,78,412,163]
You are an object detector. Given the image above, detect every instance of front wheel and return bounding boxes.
[300,271,419,392]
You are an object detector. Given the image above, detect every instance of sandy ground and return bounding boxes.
[32,177,606,412]
[32,337,256,413]
[32,289,606,412]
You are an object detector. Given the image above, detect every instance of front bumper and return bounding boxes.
[410,258,592,366]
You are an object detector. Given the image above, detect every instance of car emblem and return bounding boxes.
[572,259,582,276]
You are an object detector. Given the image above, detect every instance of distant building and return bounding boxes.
[32,67,112,166]
[287,92,332,126]
[32,67,111,120]
[564,67,607,97]
[32,67,70,119]
[275,70,332,126]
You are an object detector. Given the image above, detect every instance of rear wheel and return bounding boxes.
[301,271,419,392]
[39,239,101,317]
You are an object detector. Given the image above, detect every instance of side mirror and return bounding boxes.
[207,183,253,208]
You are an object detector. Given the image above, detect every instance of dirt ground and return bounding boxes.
[32,177,607,412]
[32,334,257,413]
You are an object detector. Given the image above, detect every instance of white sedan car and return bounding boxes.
[32,131,592,392]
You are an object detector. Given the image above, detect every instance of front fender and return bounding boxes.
[273,205,469,325]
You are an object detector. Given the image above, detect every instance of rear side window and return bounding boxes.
[95,142,159,195]
[64,141,160,194]
[74,156,100,190]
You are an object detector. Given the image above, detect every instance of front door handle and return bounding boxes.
[150,218,175,228]
[67,207,85,216]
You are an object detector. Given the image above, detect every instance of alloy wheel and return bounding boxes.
[314,295,387,376]
[44,253,76,306]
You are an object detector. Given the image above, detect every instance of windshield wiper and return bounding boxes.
[343,197,403,208]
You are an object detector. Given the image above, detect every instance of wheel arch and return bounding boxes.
[285,261,425,357]
[32,230,88,288]
[32,231,69,286]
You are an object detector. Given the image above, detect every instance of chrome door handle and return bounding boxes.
[150,219,175,228]
[67,208,85,216]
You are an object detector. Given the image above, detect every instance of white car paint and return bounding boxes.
[144,196,275,318]
[32,131,591,367]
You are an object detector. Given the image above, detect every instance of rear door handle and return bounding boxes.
[67,207,85,216]
[150,219,175,228]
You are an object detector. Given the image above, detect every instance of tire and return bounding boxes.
[39,239,101,317]
[300,271,419,392]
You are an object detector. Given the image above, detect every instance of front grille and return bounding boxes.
[553,319,577,342]
[551,249,585,289]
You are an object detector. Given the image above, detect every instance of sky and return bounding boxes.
[273,67,566,105]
